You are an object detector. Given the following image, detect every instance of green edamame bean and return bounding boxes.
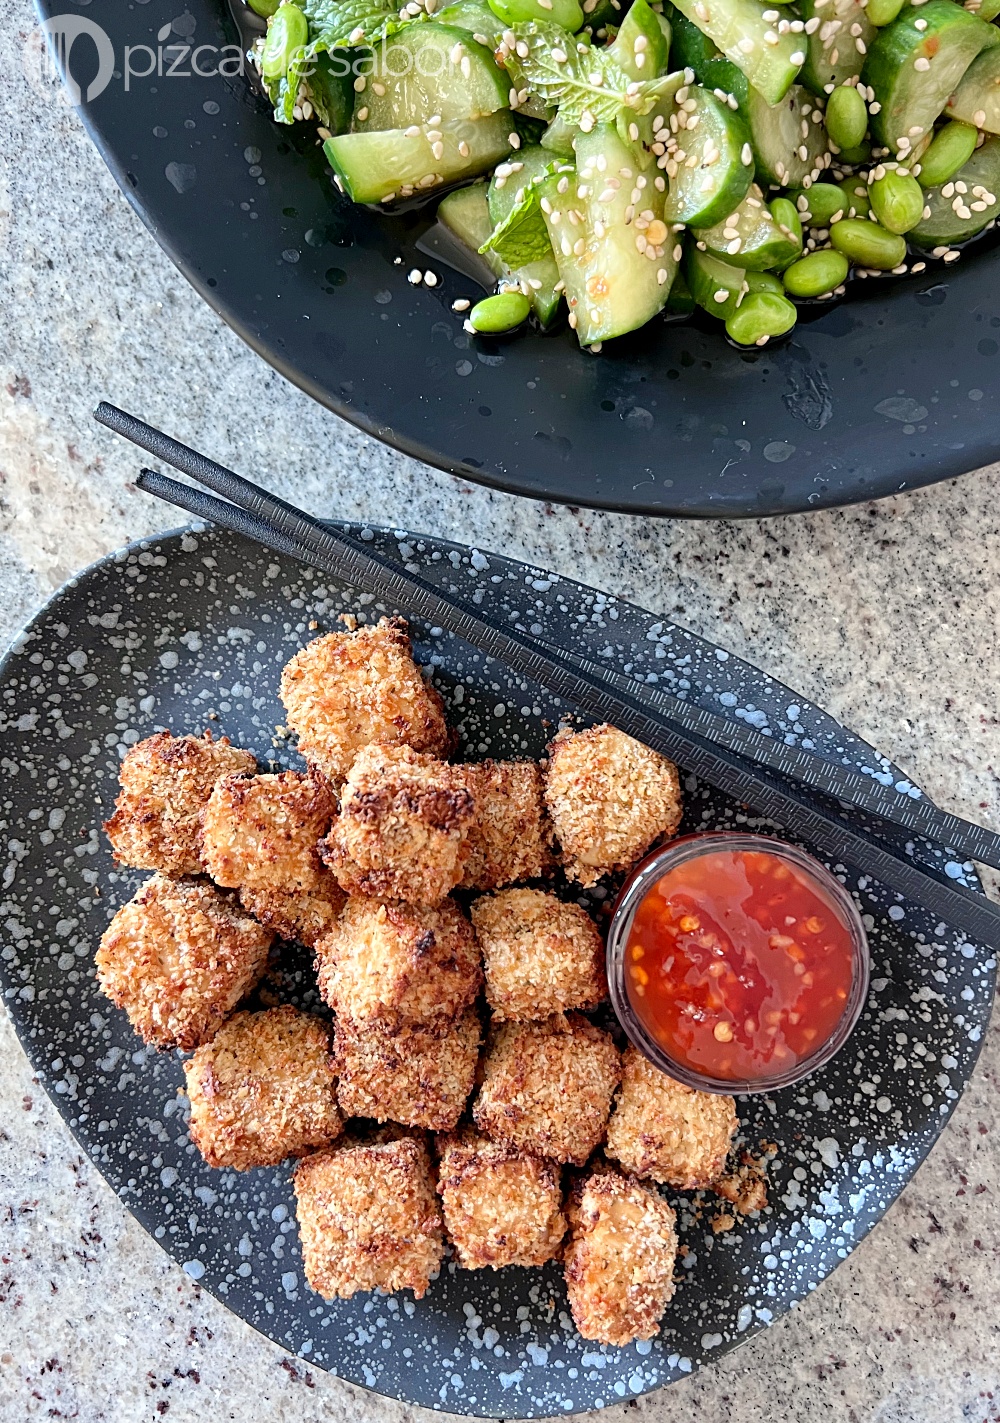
[918,121,979,188]
[745,271,784,295]
[826,86,868,151]
[469,291,532,332]
[770,197,803,248]
[782,248,850,297]
[789,182,846,227]
[869,168,924,234]
[726,291,797,346]
[836,178,871,218]
[829,217,906,269]
[247,0,280,17]
[488,0,583,30]
[262,3,309,82]
[865,0,905,24]
[836,141,872,164]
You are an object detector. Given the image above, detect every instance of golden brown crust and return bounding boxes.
[183,1006,341,1170]
[471,888,607,1022]
[334,1009,480,1131]
[95,875,273,1051]
[563,1166,678,1346]
[293,1136,444,1300]
[104,731,257,876]
[321,745,475,906]
[544,725,683,887]
[605,1047,738,1189]
[437,1129,566,1270]
[238,881,346,949]
[279,617,449,785]
[458,761,555,891]
[200,769,335,893]
[314,897,481,1035]
[472,1013,621,1165]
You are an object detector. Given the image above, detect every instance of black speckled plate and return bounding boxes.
[35,0,1000,517]
[0,524,993,1416]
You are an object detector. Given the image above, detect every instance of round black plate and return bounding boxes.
[0,523,993,1415]
[35,0,1000,517]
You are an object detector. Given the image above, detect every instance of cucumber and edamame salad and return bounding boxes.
[252,0,1000,349]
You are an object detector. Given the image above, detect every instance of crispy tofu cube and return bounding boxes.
[104,731,256,876]
[279,617,449,784]
[314,897,481,1035]
[471,888,606,1021]
[563,1166,678,1346]
[293,1136,444,1299]
[95,875,273,1051]
[334,1009,480,1131]
[544,725,683,887]
[238,883,345,949]
[322,745,475,906]
[183,1006,340,1169]
[605,1046,737,1188]
[200,769,335,893]
[437,1129,566,1269]
[459,760,554,890]
[473,1013,620,1165]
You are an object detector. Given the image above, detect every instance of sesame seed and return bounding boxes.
[944,249,960,261]
[914,56,930,70]
[791,49,805,63]
[405,124,421,137]
[429,114,442,125]
[407,269,423,284]
[459,141,470,157]
[353,76,366,92]
[742,142,753,165]
[975,109,987,126]
[452,298,470,311]
[568,311,577,328]
[552,46,567,61]
[672,242,683,260]
[713,288,729,302]
[357,106,369,121]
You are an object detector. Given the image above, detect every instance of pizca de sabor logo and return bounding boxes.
[37,14,116,105]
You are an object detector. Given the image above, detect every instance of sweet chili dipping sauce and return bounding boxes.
[608,834,869,1093]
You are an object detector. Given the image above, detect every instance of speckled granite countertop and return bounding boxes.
[2,4,1000,1421]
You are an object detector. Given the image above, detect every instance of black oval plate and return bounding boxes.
[0,523,993,1415]
[35,0,1000,517]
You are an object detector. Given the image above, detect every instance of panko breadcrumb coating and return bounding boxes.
[471,889,607,1022]
[279,617,449,784]
[200,769,335,893]
[95,875,273,1051]
[321,745,475,906]
[238,881,346,949]
[472,1013,620,1165]
[334,1009,480,1131]
[563,1166,678,1346]
[544,725,683,887]
[605,1047,738,1189]
[183,1006,340,1170]
[437,1129,566,1270]
[104,731,257,876]
[458,760,554,891]
[314,897,481,1034]
[293,1135,444,1300]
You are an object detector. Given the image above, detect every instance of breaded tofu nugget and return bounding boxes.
[437,1129,566,1270]
[471,889,606,1022]
[314,897,481,1034]
[544,725,683,887]
[200,769,335,893]
[183,1006,340,1170]
[321,745,475,906]
[293,1135,444,1299]
[104,731,256,876]
[458,761,554,890]
[238,882,345,949]
[279,617,449,784]
[334,1009,480,1131]
[473,1013,620,1165]
[95,875,273,1051]
[563,1166,678,1346]
[605,1046,737,1189]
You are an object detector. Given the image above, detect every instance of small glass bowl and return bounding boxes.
[606,832,871,1096]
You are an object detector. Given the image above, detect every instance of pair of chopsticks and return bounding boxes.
[93,401,1000,950]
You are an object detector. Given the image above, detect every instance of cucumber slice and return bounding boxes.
[685,244,747,317]
[692,182,800,266]
[744,82,831,185]
[352,25,510,130]
[325,112,515,202]
[432,0,502,42]
[607,0,671,80]
[862,0,1000,155]
[947,45,1000,133]
[667,0,804,105]
[580,0,627,30]
[663,86,754,226]
[909,131,1000,245]
[306,52,354,135]
[439,182,562,323]
[541,111,579,156]
[663,5,750,99]
[798,0,875,96]
[964,0,1000,22]
[488,142,558,221]
[538,124,678,344]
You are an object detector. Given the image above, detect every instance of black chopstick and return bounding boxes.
[96,401,1000,876]
[118,461,1000,952]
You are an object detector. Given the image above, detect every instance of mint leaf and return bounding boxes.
[481,190,551,266]
[500,22,636,125]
